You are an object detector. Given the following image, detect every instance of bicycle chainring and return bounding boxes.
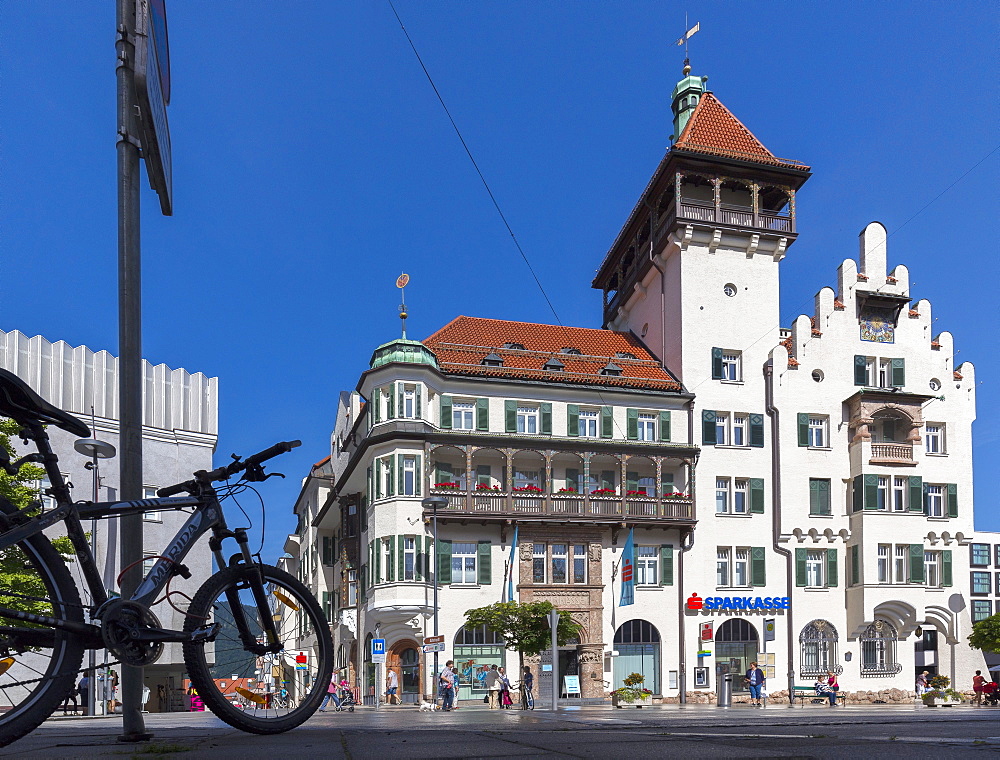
[100,599,164,666]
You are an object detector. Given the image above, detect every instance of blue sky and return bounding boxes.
[1,2,997,562]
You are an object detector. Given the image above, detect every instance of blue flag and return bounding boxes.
[506,525,519,602]
[619,528,635,607]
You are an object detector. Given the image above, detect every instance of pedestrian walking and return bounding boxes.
[915,671,929,697]
[386,667,399,705]
[484,664,502,709]
[521,665,534,710]
[973,670,987,706]
[319,677,341,711]
[744,662,765,707]
[77,674,90,716]
[439,660,456,711]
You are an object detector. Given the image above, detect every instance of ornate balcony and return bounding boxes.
[870,442,915,466]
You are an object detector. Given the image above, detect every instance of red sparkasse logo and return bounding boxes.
[621,559,633,583]
[686,593,704,610]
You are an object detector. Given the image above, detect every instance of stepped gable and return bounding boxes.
[424,316,682,392]
[673,92,809,171]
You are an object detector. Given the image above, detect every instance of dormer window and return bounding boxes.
[600,362,622,377]
[502,342,525,350]
[543,358,565,371]
[614,351,638,360]
[560,347,581,355]
[482,353,504,367]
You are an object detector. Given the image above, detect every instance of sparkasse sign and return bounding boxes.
[686,592,790,612]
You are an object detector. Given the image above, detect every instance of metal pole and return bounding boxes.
[432,501,439,692]
[116,0,149,742]
[549,609,559,711]
[89,451,98,717]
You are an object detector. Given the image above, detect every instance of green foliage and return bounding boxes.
[613,671,652,703]
[463,601,581,659]
[968,613,1000,654]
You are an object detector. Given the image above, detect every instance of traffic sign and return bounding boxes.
[422,643,446,654]
[134,0,173,215]
[372,638,386,664]
[423,635,444,645]
[764,618,775,642]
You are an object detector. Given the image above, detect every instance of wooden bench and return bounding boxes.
[790,685,828,705]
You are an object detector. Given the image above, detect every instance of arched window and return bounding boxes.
[799,620,841,677]
[715,619,759,691]
[859,620,901,676]
[613,620,661,693]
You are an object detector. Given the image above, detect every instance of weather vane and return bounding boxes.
[396,272,410,338]
[675,15,700,71]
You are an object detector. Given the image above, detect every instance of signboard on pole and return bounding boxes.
[371,638,386,664]
[422,643,446,654]
[423,635,444,645]
[134,0,173,215]
[700,622,714,642]
[764,618,775,642]
[295,652,308,671]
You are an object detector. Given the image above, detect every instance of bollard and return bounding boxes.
[718,673,733,708]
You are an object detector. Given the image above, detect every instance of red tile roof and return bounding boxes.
[674,93,809,171]
[423,316,682,392]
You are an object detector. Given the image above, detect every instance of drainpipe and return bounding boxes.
[764,359,796,707]
[678,526,694,705]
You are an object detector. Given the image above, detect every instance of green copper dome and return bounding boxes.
[369,338,439,370]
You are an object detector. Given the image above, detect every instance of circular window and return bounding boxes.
[724,283,737,297]
[811,369,824,383]
[641,323,649,337]
[929,378,941,391]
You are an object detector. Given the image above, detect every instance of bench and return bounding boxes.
[790,685,831,706]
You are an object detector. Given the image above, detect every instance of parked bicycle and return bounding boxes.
[0,368,333,746]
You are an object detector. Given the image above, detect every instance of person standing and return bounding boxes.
[521,665,534,710]
[484,664,502,709]
[439,661,456,711]
[77,674,90,716]
[972,670,987,706]
[826,671,840,706]
[386,667,399,705]
[915,671,929,697]
[498,667,512,709]
[744,662,765,707]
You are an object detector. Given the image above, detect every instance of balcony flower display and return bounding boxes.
[512,485,544,493]
[625,490,652,497]
[590,488,617,496]
[556,487,578,494]
[433,482,460,490]
[662,491,690,500]
[611,672,653,707]
[475,483,501,491]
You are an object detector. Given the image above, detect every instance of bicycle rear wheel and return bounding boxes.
[183,562,332,734]
[0,498,85,748]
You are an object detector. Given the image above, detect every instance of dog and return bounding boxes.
[418,701,440,712]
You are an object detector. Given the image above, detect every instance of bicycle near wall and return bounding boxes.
[0,368,333,747]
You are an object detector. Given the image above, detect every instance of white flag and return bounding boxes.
[675,21,700,46]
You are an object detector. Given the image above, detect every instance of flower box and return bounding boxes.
[611,694,652,708]
[923,695,961,707]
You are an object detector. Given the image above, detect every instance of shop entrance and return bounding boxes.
[715,619,759,692]
[386,640,421,705]
[454,625,506,701]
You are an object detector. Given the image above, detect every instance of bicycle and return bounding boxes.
[0,367,333,746]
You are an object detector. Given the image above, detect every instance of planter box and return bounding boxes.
[612,694,652,708]
[923,696,961,707]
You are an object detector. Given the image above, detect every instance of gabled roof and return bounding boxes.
[674,92,809,171]
[423,316,683,393]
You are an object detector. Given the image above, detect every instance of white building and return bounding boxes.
[293,62,985,705]
[0,328,218,712]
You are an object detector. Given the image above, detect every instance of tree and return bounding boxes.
[463,600,581,681]
[0,418,75,623]
[968,613,1000,654]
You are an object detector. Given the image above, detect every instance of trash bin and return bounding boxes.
[718,673,732,708]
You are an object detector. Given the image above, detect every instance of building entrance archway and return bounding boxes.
[387,639,421,704]
[715,619,759,692]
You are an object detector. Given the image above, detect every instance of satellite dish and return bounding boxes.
[74,438,117,459]
[396,273,410,289]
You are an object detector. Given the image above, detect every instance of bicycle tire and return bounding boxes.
[183,562,333,735]
[0,498,85,748]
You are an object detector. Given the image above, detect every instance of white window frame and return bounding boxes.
[347,569,358,606]
[451,542,478,585]
[403,536,416,581]
[894,545,907,583]
[637,413,656,442]
[733,547,750,587]
[716,547,731,587]
[733,479,748,514]
[578,409,598,437]
[877,544,890,583]
[877,476,888,510]
[722,351,741,382]
[715,478,730,514]
[806,550,826,588]
[142,552,157,576]
[715,412,729,445]
[808,417,828,448]
[379,457,393,499]
[452,401,474,430]
[636,545,658,586]
[402,455,417,496]
[382,539,392,583]
[924,551,940,588]
[864,357,877,387]
[517,406,539,434]
[926,485,944,518]
[732,414,747,446]
[878,358,892,388]
[572,544,587,584]
[401,384,417,419]
[550,544,568,584]
[925,424,944,455]
[143,486,162,522]
[892,476,907,512]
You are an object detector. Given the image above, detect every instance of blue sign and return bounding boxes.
[619,528,635,607]
[371,638,386,656]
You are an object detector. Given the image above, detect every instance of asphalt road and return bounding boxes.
[4,703,999,759]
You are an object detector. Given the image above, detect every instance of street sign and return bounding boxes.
[372,638,386,664]
[421,643,446,654]
[295,652,308,671]
[134,0,172,215]
[700,622,714,641]
[764,618,775,642]
[423,635,444,645]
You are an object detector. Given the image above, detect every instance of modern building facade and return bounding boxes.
[292,62,985,704]
[0,327,218,712]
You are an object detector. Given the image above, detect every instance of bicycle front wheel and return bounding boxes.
[183,562,333,734]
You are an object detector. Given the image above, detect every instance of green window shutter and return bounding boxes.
[566,467,579,493]
[702,410,717,445]
[819,479,830,515]
[437,540,452,585]
[476,398,489,430]
[477,541,491,585]
[322,591,330,622]
[908,544,924,583]
[373,388,381,423]
[505,400,517,432]
[659,411,671,442]
[905,475,923,512]
[387,384,395,419]
[826,549,838,588]
[890,358,905,388]
[600,406,613,438]
[398,535,405,582]
[864,474,878,510]
[712,347,724,379]
[600,470,615,491]
[941,550,952,587]
[541,403,552,435]
[852,475,862,513]
[322,536,332,566]
[476,464,491,486]
[436,463,452,487]
[797,413,810,447]
[795,548,807,587]
[415,386,422,419]
[375,461,383,500]
[660,472,674,497]
[660,545,674,586]
[415,537,423,582]
[414,455,422,496]
[397,455,404,496]
[854,355,867,386]
[626,408,638,440]
[947,484,958,518]
[397,383,404,418]
[749,478,765,513]
[387,536,395,582]
[809,479,820,515]
[567,404,579,436]
[851,545,859,585]
[626,471,639,493]
[375,539,382,584]
[749,414,765,447]
[440,395,453,429]
[751,547,766,587]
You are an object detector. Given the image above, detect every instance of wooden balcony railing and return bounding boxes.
[427,489,694,521]
[676,198,793,234]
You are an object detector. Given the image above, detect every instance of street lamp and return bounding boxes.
[421,496,448,695]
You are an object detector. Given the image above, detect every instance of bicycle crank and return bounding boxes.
[100,599,164,667]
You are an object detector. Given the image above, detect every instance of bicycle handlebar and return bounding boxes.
[156,440,301,497]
